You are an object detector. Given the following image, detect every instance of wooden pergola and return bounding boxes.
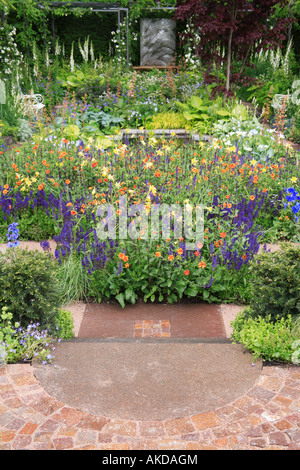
[37,1,177,68]
[38,2,130,66]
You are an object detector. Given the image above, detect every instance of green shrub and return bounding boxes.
[231,311,299,363]
[55,309,74,339]
[0,248,61,330]
[0,306,57,365]
[247,244,300,321]
[291,128,300,144]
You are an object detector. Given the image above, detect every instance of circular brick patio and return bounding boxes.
[0,362,299,450]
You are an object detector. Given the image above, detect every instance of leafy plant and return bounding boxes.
[175,94,248,133]
[0,247,61,330]
[0,306,57,365]
[16,119,33,142]
[55,253,90,305]
[231,311,299,363]
[55,308,74,339]
[291,128,300,144]
[146,112,190,130]
[246,243,300,321]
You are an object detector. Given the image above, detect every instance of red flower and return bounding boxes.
[184,270,189,275]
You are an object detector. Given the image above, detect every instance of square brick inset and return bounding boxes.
[134,320,171,338]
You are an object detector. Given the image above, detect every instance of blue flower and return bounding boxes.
[6,222,20,248]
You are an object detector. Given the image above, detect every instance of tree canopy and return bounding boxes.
[175,0,293,94]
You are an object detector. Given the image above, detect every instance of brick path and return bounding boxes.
[0,362,299,450]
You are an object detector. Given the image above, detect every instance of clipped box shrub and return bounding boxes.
[0,248,61,330]
[291,128,300,144]
[247,243,300,321]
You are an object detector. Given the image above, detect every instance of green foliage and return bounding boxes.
[0,306,57,365]
[55,254,90,305]
[16,119,33,142]
[175,92,249,134]
[0,248,61,330]
[231,311,300,363]
[247,244,300,321]
[0,123,18,139]
[4,207,59,241]
[292,128,300,144]
[146,112,190,130]
[55,308,74,339]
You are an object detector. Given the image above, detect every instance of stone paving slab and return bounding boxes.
[0,363,299,450]
[77,302,227,339]
[32,342,262,421]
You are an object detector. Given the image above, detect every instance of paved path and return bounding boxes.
[0,300,300,450]
[0,359,299,450]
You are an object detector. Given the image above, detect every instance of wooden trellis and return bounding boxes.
[37,2,130,66]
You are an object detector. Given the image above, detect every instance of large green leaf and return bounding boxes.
[95,136,114,149]
[190,96,203,109]
[216,109,230,117]
[115,293,125,308]
[63,124,81,139]
[183,111,198,121]
[175,101,189,111]
[231,104,249,121]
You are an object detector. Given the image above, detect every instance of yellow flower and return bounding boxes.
[226,146,236,153]
[291,177,297,184]
[149,185,157,195]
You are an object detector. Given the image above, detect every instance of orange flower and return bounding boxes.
[119,253,125,260]
[168,255,174,261]
[250,195,255,201]
[65,179,70,185]
[66,202,73,207]
[177,248,183,255]
[198,261,206,269]
[125,263,130,268]
[70,210,77,215]
[155,252,161,257]
[184,270,189,275]
[220,232,226,238]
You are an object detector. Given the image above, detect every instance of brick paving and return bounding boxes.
[133,320,171,338]
[0,362,299,450]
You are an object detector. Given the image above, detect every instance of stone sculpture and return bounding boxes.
[140,19,176,67]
